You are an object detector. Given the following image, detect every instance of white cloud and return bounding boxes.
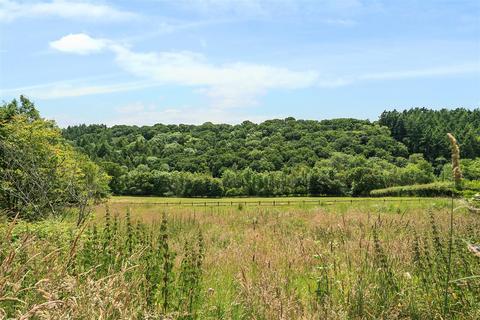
[49,33,108,55]
[48,33,318,107]
[110,45,318,108]
[0,0,137,22]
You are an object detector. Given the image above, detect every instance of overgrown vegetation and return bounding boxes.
[1,97,479,318]
[0,97,110,222]
[0,208,205,319]
[1,201,479,319]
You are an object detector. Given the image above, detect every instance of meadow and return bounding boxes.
[1,197,479,319]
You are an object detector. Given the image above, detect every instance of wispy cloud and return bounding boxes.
[174,0,364,18]
[7,34,479,104]
[1,79,160,99]
[48,33,318,108]
[318,63,480,87]
[0,0,137,22]
[111,46,318,108]
[123,18,235,43]
[321,18,356,26]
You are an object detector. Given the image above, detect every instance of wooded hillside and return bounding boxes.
[63,108,480,197]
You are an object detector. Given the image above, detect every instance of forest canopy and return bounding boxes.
[62,107,480,197]
[1,96,478,203]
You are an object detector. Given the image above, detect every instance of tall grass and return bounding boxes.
[1,200,479,319]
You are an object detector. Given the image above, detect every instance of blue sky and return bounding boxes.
[0,0,479,126]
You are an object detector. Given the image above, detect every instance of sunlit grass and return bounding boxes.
[2,198,479,319]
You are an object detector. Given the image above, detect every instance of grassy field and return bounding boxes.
[2,197,480,319]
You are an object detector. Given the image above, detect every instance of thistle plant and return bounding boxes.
[176,230,205,318]
[125,208,133,255]
[158,212,175,314]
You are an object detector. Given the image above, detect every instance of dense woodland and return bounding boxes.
[1,96,479,202]
[379,108,480,161]
[62,107,480,197]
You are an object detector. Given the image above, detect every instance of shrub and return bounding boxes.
[461,180,480,198]
[370,182,459,197]
[0,97,110,222]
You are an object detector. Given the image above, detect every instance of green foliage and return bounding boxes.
[379,108,480,161]
[4,98,478,200]
[81,210,204,317]
[63,154,439,198]
[1,201,480,318]
[308,203,480,319]
[0,208,205,318]
[370,182,459,197]
[62,118,415,196]
[0,97,110,221]
[61,108,478,198]
[64,118,409,178]
[0,95,40,122]
[440,158,480,181]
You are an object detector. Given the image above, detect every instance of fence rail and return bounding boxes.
[111,197,441,208]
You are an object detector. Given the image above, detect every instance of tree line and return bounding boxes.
[379,108,480,162]
[62,106,479,197]
[2,97,478,219]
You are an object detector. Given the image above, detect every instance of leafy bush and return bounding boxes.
[370,182,459,197]
[0,97,110,221]
[371,180,480,197]
[461,180,480,197]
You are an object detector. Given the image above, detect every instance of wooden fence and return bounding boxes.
[114,197,438,208]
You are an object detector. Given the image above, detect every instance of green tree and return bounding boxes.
[0,97,110,221]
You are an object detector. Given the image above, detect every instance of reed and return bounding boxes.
[447,133,463,190]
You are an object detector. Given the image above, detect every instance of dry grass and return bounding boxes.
[1,198,480,319]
